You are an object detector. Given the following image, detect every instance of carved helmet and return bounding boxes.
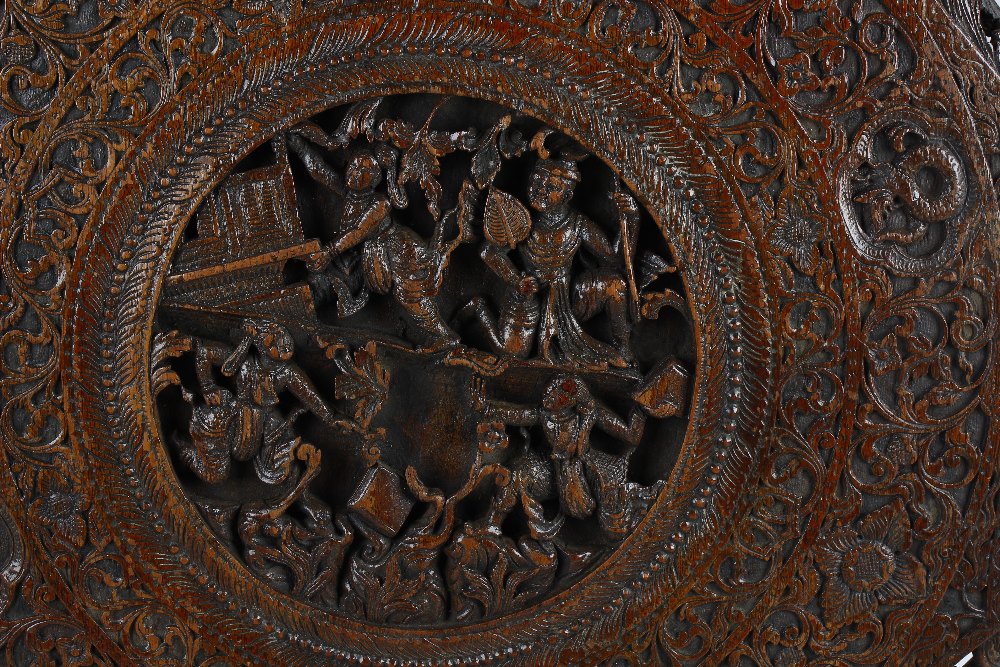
[531,157,581,184]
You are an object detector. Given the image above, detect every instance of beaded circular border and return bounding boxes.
[62,6,775,663]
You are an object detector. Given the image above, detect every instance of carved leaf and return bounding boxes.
[342,542,446,624]
[374,117,418,147]
[334,342,390,430]
[338,97,382,141]
[638,252,674,288]
[150,330,192,397]
[471,115,510,189]
[483,187,532,249]
[445,526,557,621]
[31,488,86,548]
[471,135,501,190]
[419,173,444,221]
[384,97,475,221]
[498,123,528,159]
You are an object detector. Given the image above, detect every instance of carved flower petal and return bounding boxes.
[876,554,928,604]
[821,576,852,623]
[819,526,860,555]
[815,543,846,577]
[858,500,910,551]
[839,589,877,627]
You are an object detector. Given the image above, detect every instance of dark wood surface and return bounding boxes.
[1,0,998,664]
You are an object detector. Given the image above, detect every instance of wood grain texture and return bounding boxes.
[0,0,997,664]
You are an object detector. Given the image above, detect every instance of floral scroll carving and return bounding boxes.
[0,0,997,663]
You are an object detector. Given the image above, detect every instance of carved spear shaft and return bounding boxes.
[614,180,641,321]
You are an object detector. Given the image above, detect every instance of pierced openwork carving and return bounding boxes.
[2,0,999,662]
[149,95,693,623]
[839,108,972,274]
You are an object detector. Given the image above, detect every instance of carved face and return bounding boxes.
[253,322,294,361]
[543,377,581,412]
[529,168,574,212]
[345,152,382,191]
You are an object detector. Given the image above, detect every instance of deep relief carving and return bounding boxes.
[840,109,971,274]
[0,0,997,663]
[149,95,693,623]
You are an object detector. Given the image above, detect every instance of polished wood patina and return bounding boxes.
[0,0,998,664]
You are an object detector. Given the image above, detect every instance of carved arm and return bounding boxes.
[480,242,524,286]
[194,340,232,400]
[329,196,392,255]
[278,365,355,432]
[595,404,647,449]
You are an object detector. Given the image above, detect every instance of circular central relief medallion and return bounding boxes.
[150,94,694,625]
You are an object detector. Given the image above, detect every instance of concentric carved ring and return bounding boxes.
[63,6,774,663]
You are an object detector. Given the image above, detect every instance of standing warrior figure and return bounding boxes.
[462,157,638,369]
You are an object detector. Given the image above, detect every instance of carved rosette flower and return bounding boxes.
[816,501,927,628]
[775,52,824,99]
[28,476,88,549]
[477,421,509,454]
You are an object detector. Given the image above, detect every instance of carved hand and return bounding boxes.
[205,388,224,407]
[612,189,640,224]
[517,275,539,295]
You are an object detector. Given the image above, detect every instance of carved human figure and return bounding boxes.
[461,158,637,368]
[150,97,697,626]
[305,149,469,348]
[481,375,655,537]
[178,319,351,486]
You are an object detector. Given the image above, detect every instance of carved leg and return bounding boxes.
[455,296,506,353]
[397,290,460,350]
[574,272,632,352]
[455,294,538,357]
[496,292,539,359]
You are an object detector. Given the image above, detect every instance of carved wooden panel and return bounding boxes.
[0,0,998,665]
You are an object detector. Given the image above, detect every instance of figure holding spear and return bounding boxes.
[462,147,639,369]
[611,179,642,322]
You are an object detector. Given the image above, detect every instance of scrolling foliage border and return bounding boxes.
[0,0,997,664]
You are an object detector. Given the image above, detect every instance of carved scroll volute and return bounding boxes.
[839,108,973,275]
[17,0,998,662]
